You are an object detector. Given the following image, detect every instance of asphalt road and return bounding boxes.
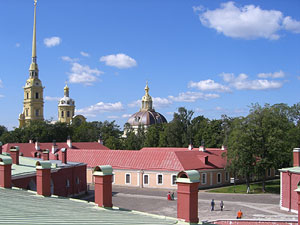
[80,185,297,223]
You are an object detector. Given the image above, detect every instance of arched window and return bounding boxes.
[35,109,39,116]
[67,111,70,117]
[35,92,39,99]
[61,111,64,118]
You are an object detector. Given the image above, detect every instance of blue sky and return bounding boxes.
[0,0,299,130]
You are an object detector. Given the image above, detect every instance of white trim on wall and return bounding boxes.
[217,172,222,184]
[201,173,207,185]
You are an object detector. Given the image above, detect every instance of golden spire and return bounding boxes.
[141,81,153,111]
[64,83,69,97]
[29,0,38,72]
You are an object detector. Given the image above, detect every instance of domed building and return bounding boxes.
[126,83,167,134]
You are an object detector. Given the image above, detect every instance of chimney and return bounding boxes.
[293,148,300,167]
[61,148,67,164]
[67,135,72,148]
[52,140,57,154]
[29,139,33,143]
[0,141,2,154]
[9,146,20,165]
[201,156,209,165]
[199,140,206,152]
[93,165,113,208]
[36,161,52,197]
[98,133,104,145]
[42,150,49,161]
[221,145,227,150]
[176,170,200,223]
[35,140,40,151]
[0,156,12,188]
[188,141,193,150]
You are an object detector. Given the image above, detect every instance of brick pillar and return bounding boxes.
[93,165,113,208]
[295,187,300,224]
[42,150,49,161]
[176,170,200,224]
[0,156,12,188]
[61,148,67,164]
[36,161,52,197]
[293,148,300,167]
[10,147,19,165]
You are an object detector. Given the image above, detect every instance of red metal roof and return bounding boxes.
[66,148,227,171]
[2,142,109,157]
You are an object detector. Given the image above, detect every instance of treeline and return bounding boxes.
[0,103,300,190]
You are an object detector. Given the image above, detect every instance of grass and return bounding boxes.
[207,179,280,194]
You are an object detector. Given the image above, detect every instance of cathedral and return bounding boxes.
[126,82,167,134]
[19,0,84,127]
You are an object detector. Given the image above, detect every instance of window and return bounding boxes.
[67,111,70,117]
[172,174,177,186]
[157,174,163,185]
[76,177,80,185]
[125,173,131,184]
[26,93,29,99]
[143,174,149,185]
[225,172,229,182]
[217,173,222,184]
[61,111,64,118]
[268,168,271,177]
[25,108,29,116]
[66,179,70,188]
[35,109,39,116]
[202,173,207,184]
[35,92,39,99]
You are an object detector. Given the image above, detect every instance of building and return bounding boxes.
[1,146,87,197]
[19,0,44,127]
[279,148,300,213]
[58,84,75,124]
[125,82,167,134]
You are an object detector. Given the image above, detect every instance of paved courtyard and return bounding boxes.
[81,185,297,223]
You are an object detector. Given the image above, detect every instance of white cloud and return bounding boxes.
[68,62,103,86]
[80,51,90,57]
[100,53,137,69]
[61,56,79,62]
[128,100,141,108]
[283,16,300,33]
[45,96,60,101]
[107,115,120,119]
[122,114,132,118]
[15,43,20,48]
[221,73,283,90]
[44,36,62,47]
[76,102,124,117]
[195,2,300,40]
[188,79,230,92]
[0,80,3,88]
[169,91,220,102]
[0,95,4,98]
[257,70,285,79]
[152,97,173,109]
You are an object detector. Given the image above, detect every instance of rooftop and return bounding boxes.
[0,188,177,224]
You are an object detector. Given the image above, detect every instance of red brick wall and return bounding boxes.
[12,164,87,197]
[281,171,300,211]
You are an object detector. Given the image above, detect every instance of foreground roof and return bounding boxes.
[0,188,177,225]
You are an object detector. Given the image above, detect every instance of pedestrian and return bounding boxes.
[211,199,215,211]
[167,192,171,200]
[220,200,224,211]
[171,192,175,200]
[237,209,243,219]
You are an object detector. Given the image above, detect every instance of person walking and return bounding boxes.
[220,200,224,211]
[167,192,172,200]
[171,192,175,200]
[211,199,215,211]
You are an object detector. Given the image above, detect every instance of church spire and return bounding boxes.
[29,0,39,75]
[64,83,69,97]
[141,81,153,111]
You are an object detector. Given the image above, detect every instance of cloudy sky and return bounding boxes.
[0,0,299,130]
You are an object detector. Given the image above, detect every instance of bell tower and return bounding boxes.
[141,82,153,111]
[19,0,44,127]
[58,84,75,124]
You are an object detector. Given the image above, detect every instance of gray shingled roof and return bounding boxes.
[0,188,177,225]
